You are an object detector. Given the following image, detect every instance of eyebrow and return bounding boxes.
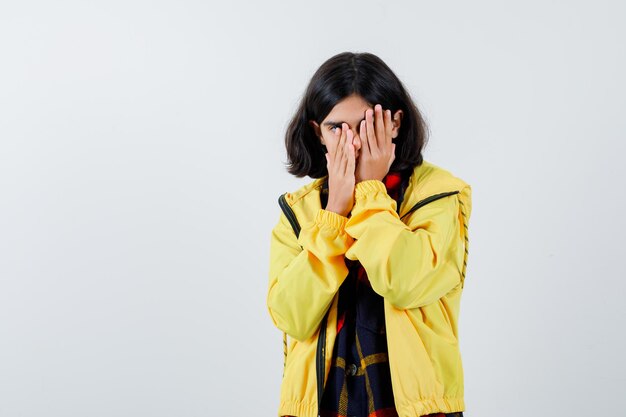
[322,117,366,127]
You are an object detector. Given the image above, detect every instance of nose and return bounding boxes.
[340,123,362,154]
[352,131,362,148]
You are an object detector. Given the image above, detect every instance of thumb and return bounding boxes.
[388,144,396,167]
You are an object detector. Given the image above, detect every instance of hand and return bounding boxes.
[324,123,356,217]
[354,104,396,184]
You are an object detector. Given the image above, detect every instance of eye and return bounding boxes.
[329,125,340,133]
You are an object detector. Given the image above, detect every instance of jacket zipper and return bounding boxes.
[400,191,460,221]
[278,194,301,238]
[316,312,328,416]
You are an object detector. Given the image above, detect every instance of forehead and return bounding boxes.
[322,94,372,124]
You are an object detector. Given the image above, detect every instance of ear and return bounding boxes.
[308,120,324,144]
[391,110,403,139]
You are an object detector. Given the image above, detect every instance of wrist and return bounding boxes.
[324,202,349,217]
[325,206,349,217]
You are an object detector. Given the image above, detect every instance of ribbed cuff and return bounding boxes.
[315,208,349,230]
[355,179,387,199]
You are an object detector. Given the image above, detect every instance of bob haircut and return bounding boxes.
[284,51,430,179]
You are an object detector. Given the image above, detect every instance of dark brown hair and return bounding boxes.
[284,51,430,178]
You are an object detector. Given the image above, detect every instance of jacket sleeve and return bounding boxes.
[344,179,465,310]
[267,207,354,342]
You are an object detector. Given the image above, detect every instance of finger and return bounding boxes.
[384,109,393,146]
[327,125,341,158]
[334,123,347,166]
[342,129,354,174]
[366,108,377,153]
[345,133,355,176]
[374,104,385,149]
[359,119,370,156]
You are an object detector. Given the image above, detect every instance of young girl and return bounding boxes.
[267,52,472,417]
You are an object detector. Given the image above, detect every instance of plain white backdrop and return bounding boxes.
[1,1,624,416]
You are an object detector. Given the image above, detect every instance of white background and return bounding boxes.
[1,1,624,416]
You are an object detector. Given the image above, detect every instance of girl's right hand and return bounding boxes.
[324,123,356,217]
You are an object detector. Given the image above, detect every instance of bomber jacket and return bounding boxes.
[267,160,473,417]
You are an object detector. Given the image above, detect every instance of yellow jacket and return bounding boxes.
[267,160,472,417]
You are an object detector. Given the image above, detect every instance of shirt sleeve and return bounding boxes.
[344,179,465,310]
[267,207,354,342]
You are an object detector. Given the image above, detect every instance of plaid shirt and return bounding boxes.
[317,171,464,417]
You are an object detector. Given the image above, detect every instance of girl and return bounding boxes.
[267,51,472,417]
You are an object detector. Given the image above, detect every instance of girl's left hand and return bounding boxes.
[354,103,396,184]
